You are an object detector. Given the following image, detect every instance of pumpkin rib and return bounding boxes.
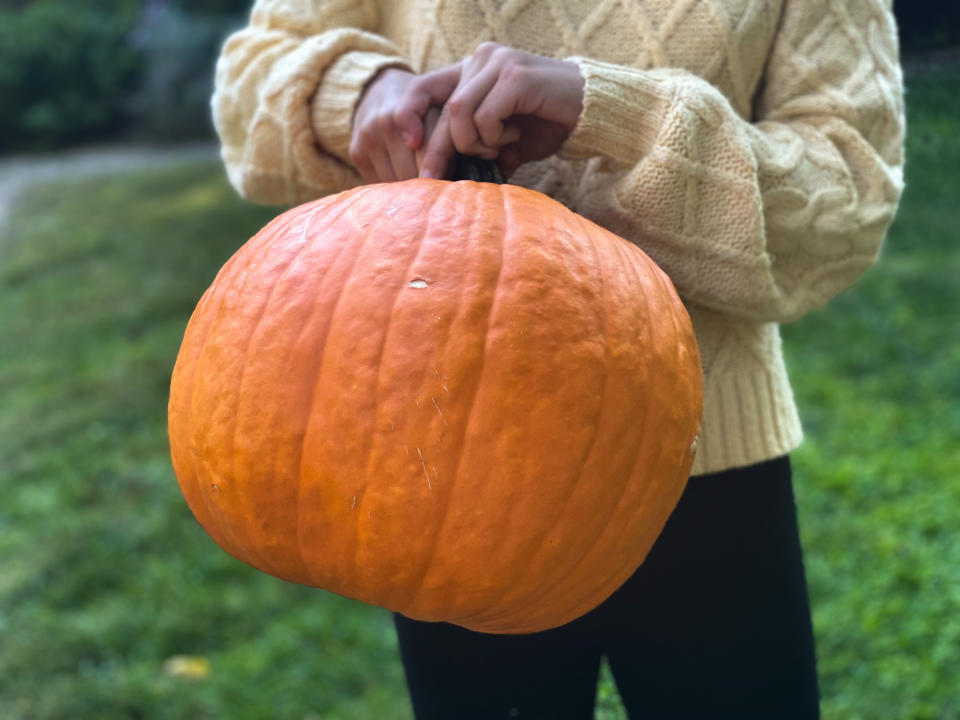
[399,182,509,617]
[431,184,528,617]
[553,372,686,630]
[645,239,701,451]
[270,192,373,587]
[170,282,233,553]
[471,229,667,631]
[571,239,680,569]
[180,211,297,548]
[460,193,612,625]
[360,181,478,612]
[225,208,321,579]
[405,181,516,617]
[193,198,338,577]
[518,207,612,599]
[449,185,543,618]
[550,236,696,621]
[215,211,305,570]
[238,199,347,585]
[292,190,386,588]
[184,209,305,566]
[347,185,439,603]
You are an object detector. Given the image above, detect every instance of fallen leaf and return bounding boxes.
[162,655,211,680]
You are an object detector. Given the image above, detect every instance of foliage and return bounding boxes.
[1,71,959,718]
[0,0,247,151]
[0,0,142,152]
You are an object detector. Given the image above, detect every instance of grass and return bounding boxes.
[1,69,958,718]
[781,69,960,719]
[0,169,408,720]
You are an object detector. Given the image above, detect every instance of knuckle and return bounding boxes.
[348,135,366,160]
[348,145,367,168]
[392,105,410,126]
[501,57,529,83]
[374,112,396,135]
[446,95,466,118]
[473,107,497,133]
[491,44,515,63]
[406,74,428,96]
[451,134,474,154]
[474,41,501,57]
[355,125,375,148]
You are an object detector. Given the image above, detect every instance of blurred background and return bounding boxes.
[0,1,958,718]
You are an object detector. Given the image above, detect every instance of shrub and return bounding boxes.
[0,0,142,152]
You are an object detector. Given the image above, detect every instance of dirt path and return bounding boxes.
[0,142,218,228]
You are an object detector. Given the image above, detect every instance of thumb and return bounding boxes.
[418,108,455,179]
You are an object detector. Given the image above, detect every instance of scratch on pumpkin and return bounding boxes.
[431,397,448,426]
[417,448,432,490]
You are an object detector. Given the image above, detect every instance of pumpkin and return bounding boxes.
[168,177,702,634]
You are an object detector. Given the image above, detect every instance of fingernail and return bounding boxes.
[420,169,436,179]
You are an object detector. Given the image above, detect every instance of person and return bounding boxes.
[212,1,905,717]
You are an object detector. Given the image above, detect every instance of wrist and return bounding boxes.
[558,59,585,134]
[312,51,411,163]
[357,67,413,113]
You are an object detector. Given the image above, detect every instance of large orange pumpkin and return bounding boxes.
[168,178,702,634]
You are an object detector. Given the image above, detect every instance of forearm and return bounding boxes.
[557,0,904,323]
[212,0,409,205]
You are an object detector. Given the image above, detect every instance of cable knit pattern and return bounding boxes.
[212,0,905,475]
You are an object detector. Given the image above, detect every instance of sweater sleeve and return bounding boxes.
[558,0,904,324]
[212,0,411,206]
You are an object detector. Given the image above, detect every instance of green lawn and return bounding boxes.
[1,70,958,719]
[782,69,960,719]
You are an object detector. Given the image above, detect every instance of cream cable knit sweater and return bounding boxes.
[212,0,905,475]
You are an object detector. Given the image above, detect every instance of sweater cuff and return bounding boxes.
[311,50,412,165]
[559,57,676,167]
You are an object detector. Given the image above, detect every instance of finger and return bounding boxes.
[419,108,456,179]
[446,65,501,156]
[395,64,462,149]
[350,138,377,184]
[472,80,527,149]
[415,106,443,171]
[423,105,443,140]
[367,144,397,183]
[500,124,521,146]
[351,153,376,184]
[386,142,419,181]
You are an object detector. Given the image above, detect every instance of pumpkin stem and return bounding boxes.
[452,154,506,184]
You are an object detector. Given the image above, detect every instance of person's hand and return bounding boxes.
[419,43,585,179]
[350,66,459,183]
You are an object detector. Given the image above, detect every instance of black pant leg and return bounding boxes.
[394,611,602,720]
[603,456,820,719]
